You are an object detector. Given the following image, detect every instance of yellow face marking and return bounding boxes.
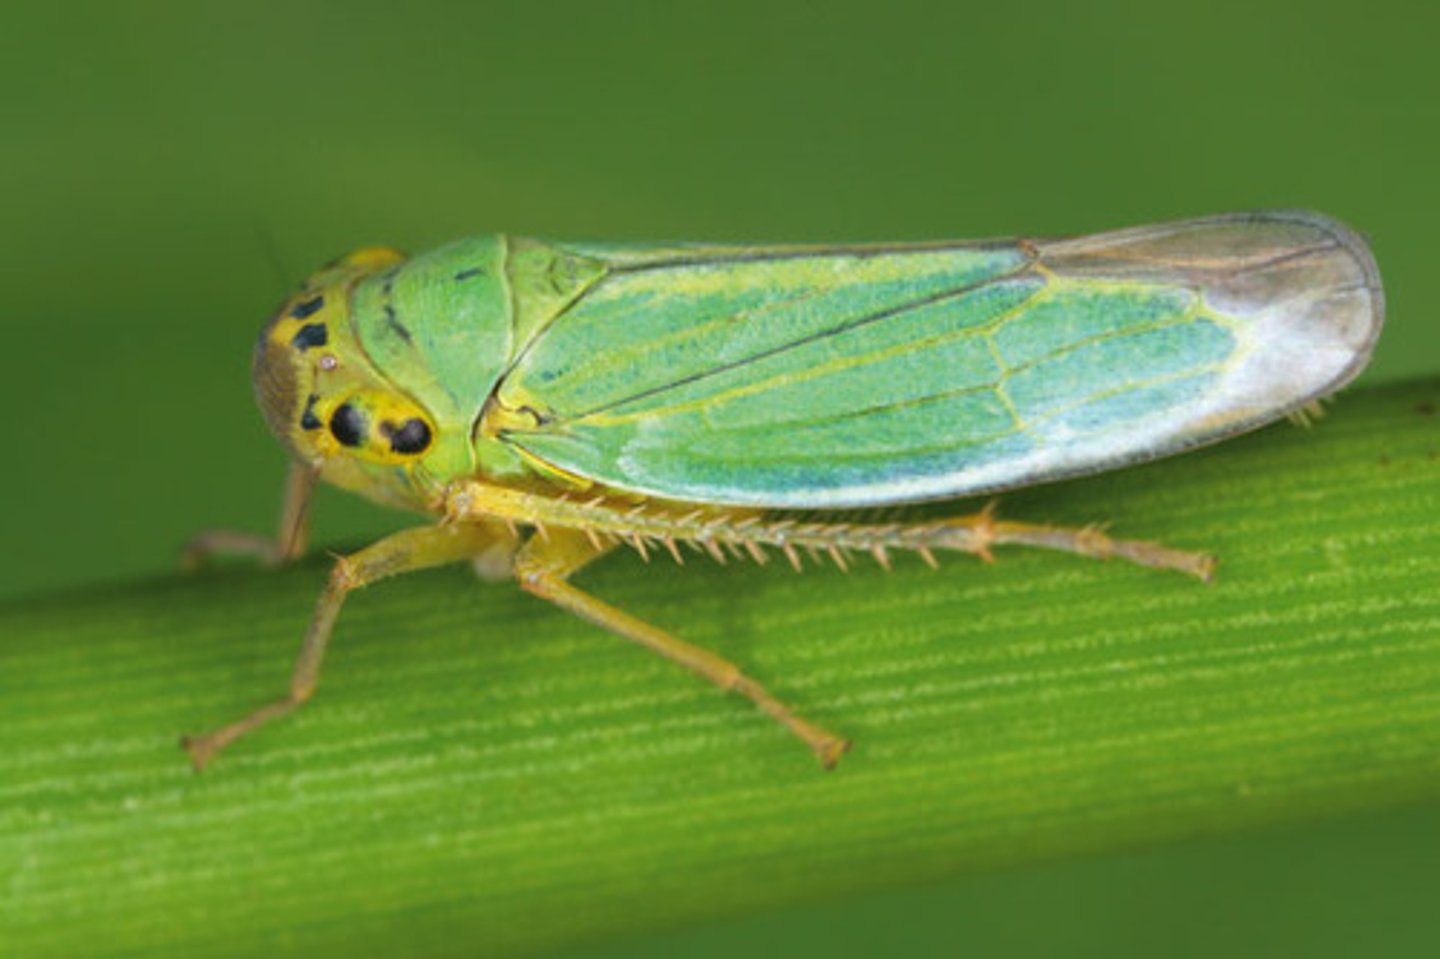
[251,246,450,513]
[313,388,436,465]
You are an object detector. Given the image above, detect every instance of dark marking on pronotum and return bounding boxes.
[454,267,484,282]
[291,322,328,351]
[300,394,322,431]
[383,304,413,345]
[290,295,325,319]
[1416,401,1436,416]
[380,417,432,455]
[378,268,413,344]
[329,403,366,447]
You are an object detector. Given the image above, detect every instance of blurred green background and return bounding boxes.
[2,1,1436,955]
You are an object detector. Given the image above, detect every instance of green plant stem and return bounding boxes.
[2,379,1439,958]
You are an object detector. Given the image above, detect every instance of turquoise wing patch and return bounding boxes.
[493,213,1381,508]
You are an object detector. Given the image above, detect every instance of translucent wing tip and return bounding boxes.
[1040,209,1385,400]
[1243,211,1385,384]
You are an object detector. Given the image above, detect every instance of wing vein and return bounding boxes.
[566,265,1036,423]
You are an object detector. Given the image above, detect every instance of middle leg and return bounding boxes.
[513,529,851,768]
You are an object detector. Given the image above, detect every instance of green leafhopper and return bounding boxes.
[183,211,1383,770]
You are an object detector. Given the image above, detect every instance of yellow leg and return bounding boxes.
[445,481,1216,581]
[181,522,503,770]
[513,529,851,769]
[468,520,525,582]
[183,461,316,568]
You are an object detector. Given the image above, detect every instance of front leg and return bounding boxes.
[513,529,852,769]
[183,461,316,569]
[182,521,506,770]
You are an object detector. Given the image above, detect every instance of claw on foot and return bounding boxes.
[814,736,852,771]
[179,735,215,773]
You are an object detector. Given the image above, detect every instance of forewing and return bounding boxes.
[492,212,1381,508]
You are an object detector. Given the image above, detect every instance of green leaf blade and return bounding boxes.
[2,379,1438,958]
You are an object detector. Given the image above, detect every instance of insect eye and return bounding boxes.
[329,402,367,447]
[382,417,432,455]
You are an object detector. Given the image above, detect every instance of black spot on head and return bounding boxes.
[291,322,328,351]
[300,394,322,430]
[329,403,366,447]
[454,267,483,282]
[380,417,432,455]
[290,295,325,319]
